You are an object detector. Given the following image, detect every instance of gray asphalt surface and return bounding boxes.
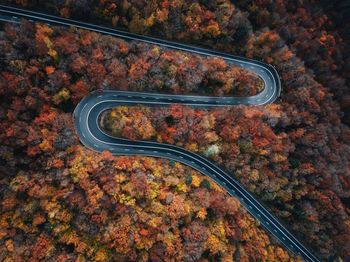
[0,5,319,262]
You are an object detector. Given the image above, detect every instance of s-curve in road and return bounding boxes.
[0,5,319,262]
[75,91,319,262]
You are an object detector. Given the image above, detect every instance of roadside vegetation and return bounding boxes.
[1,0,350,260]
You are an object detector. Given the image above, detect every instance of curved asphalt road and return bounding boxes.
[0,5,319,262]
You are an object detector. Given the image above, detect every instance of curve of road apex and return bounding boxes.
[0,5,319,262]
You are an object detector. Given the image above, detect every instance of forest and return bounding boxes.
[0,0,350,261]
[0,19,297,261]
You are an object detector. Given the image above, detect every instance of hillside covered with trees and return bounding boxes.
[1,0,350,260]
[0,20,298,261]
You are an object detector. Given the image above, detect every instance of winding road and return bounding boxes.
[0,5,319,262]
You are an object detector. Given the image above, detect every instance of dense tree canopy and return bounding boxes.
[1,147,299,260]
[3,0,349,122]
[0,20,298,261]
[1,0,350,260]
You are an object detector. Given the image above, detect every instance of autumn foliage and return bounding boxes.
[6,0,348,125]
[0,19,298,261]
[1,0,350,260]
[1,144,300,261]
